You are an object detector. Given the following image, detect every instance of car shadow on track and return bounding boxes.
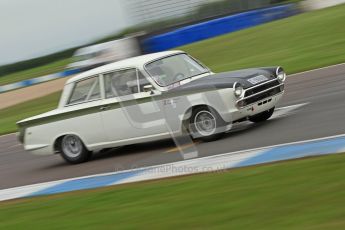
[92,138,175,160]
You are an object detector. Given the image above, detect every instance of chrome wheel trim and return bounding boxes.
[194,110,217,137]
[62,135,83,158]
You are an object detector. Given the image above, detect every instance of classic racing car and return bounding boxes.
[17,50,286,164]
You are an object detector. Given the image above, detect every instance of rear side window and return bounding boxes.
[68,76,101,105]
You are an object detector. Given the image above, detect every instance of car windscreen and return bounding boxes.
[145,54,208,87]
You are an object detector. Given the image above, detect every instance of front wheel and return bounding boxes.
[60,135,91,164]
[249,107,275,123]
[189,107,225,142]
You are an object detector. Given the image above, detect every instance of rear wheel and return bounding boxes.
[189,107,225,142]
[60,135,91,164]
[249,107,275,123]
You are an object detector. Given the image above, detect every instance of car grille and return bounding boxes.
[244,79,280,97]
[237,79,284,108]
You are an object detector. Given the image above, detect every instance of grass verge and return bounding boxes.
[0,92,61,135]
[1,153,345,229]
[180,4,345,73]
[0,58,70,86]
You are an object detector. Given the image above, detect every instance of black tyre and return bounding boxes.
[189,107,225,142]
[60,135,91,164]
[249,107,275,123]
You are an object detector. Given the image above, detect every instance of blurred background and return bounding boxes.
[0,0,297,77]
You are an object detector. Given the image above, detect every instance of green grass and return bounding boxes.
[0,92,61,135]
[0,58,70,86]
[180,4,345,74]
[1,153,345,229]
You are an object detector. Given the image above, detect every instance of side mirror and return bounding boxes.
[143,85,154,95]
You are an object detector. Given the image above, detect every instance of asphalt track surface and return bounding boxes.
[1,64,345,190]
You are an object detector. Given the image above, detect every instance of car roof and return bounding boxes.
[66,50,184,84]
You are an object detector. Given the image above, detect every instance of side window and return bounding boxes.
[68,76,101,105]
[104,69,151,98]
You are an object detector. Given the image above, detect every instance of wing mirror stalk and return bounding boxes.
[143,85,155,95]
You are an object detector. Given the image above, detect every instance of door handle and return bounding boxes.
[100,105,110,111]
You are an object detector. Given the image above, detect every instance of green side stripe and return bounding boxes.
[18,88,220,129]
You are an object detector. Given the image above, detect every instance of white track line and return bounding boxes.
[271,102,309,119]
[275,102,309,110]
[0,132,17,138]
[2,131,345,192]
[1,132,345,202]
[289,62,345,77]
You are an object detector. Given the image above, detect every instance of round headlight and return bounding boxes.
[276,67,286,82]
[277,72,286,82]
[233,82,243,98]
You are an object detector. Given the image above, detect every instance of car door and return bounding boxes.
[63,75,107,147]
[100,68,168,143]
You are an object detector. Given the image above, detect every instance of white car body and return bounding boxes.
[17,50,285,163]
